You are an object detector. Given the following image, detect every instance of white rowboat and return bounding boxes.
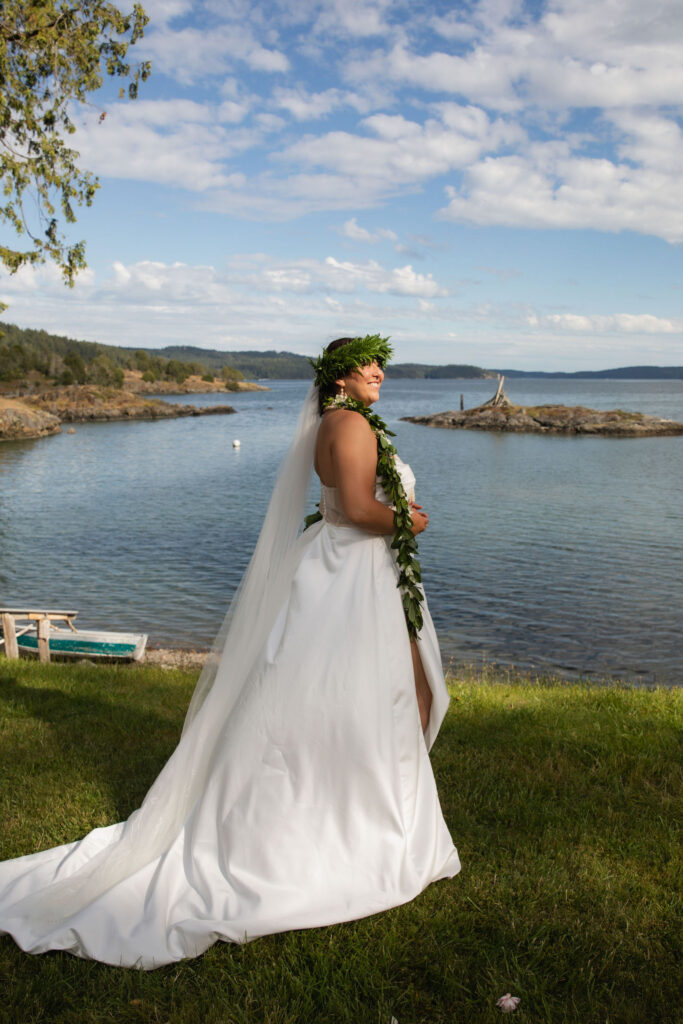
[14,625,148,661]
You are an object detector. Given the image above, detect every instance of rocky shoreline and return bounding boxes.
[403,401,683,437]
[0,386,236,441]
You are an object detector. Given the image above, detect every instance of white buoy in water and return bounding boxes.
[233,439,241,448]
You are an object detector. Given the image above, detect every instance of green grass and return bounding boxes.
[0,659,680,1024]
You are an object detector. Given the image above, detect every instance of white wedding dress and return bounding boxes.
[0,398,460,969]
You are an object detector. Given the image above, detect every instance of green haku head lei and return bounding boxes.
[310,334,393,398]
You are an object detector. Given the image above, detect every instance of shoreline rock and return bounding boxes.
[0,397,62,441]
[402,402,683,437]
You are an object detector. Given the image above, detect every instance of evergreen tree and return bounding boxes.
[0,1,150,295]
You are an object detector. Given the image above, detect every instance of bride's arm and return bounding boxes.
[328,411,428,536]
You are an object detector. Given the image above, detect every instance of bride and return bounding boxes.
[0,334,460,969]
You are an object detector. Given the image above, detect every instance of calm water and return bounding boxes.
[0,378,681,685]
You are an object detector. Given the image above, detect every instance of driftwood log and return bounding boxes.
[480,376,511,408]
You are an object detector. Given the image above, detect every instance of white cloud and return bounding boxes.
[271,85,378,122]
[218,100,251,124]
[613,111,683,174]
[323,257,447,297]
[1,253,447,323]
[255,112,287,133]
[112,99,213,126]
[73,104,262,191]
[342,217,376,242]
[106,261,231,304]
[542,312,681,334]
[341,217,398,243]
[346,2,683,112]
[440,131,683,243]
[313,0,393,38]
[279,106,522,191]
[196,172,389,219]
[430,12,479,42]
[194,103,520,218]
[0,262,96,296]
[345,43,520,111]
[141,24,288,83]
[273,87,343,120]
[137,0,193,25]
[1,255,447,306]
[379,263,447,298]
[247,255,448,298]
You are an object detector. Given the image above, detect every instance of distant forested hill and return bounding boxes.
[137,346,314,379]
[2,324,680,382]
[0,324,242,387]
[144,346,491,379]
[386,362,490,379]
[124,347,683,380]
[495,366,683,379]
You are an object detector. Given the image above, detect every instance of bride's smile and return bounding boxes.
[339,361,385,406]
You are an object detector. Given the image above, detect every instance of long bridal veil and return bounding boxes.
[183,383,319,730]
[8,385,321,930]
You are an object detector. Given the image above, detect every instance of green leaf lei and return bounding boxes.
[305,394,424,640]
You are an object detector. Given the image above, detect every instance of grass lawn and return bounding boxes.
[0,658,680,1024]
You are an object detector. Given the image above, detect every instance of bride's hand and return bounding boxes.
[410,505,429,535]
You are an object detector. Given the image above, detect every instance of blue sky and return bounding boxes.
[2,0,682,370]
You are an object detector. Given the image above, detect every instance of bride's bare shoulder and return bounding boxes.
[320,408,373,441]
[316,410,374,477]
[316,409,376,481]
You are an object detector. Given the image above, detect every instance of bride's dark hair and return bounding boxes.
[317,337,355,413]
[326,337,355,351]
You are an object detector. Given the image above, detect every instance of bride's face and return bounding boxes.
[338,361,384,406]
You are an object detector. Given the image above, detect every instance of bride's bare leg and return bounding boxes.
[411,640,432,733]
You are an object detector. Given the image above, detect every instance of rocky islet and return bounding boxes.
[403,398,683,437]
[0,385,236,441]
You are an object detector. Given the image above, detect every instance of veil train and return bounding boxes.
[2,385,320,931]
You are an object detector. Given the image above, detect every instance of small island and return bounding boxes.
[0,325,273,441]
[0,333,266,442]
[402,379,683,437]
[0,386,236,442]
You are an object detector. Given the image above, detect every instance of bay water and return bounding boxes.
[0,377,680,685]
